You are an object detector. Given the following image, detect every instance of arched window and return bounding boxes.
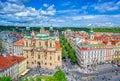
[45,63,47,65]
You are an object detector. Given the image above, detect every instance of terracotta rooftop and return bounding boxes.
[0,55,14,70]
[14,39,24,46]
[81,47,88,51]
[0,54,26,70]
[111,40,119,45]
[103,40,108,45]
[6,54,25,63]
[13,56,25,63]
[94,36,104,40]
[55,41,61,50]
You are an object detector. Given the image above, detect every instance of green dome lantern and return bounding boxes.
[49,22,54,36]
[49,22,53,31]
[90,27,94,34]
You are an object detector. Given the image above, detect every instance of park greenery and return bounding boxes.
[0,76,12,81]
[19,69,67,81]
[0,69,66,81]
[60,35,77,63]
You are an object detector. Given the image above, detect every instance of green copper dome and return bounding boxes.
[36,33,49,38]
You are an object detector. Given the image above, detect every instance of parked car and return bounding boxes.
[117,64,120,67]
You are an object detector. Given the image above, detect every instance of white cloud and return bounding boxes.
[0,1,120,27]
[71,15,96,21]
[43,3,49,7]
[57,9,81,13]
[94,1,120,12]
[116,1,120,5]
[40,5,56,16]
[0,1,56,26]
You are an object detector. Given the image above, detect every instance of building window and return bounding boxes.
[32,62,34,64]
[38,55,40,59]
[58,56,60,61]
[50,42,52,48]
[50,63,52,66]
[26,41,28,47]
[45,41,48,47]
[27,61,29,64]
[45,57,46,60]
[50,56,52,60]
[39,42,41,46]
[45,63,47,65]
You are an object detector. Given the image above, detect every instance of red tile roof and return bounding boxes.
[0,55,14,70]
[81,48,88,51]
[0,54,26,70]
[111,40,119,45]
[55,41,61,50]
[14,40,24,46]
[12,56,26,63]
[6,54,25,63]
[103,40,108,44]
[94,36,104,40]
[6,54,17,64]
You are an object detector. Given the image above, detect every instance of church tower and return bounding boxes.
[26,27,30,36]
[89,27,94,40]
[49,22,53,36]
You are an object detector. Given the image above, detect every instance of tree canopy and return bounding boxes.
[0,76,12,81]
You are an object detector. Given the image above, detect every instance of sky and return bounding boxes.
[0,0,120,27]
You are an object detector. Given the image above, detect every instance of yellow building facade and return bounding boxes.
[23,27,62,69]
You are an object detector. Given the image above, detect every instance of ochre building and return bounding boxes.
[23,27,62,69]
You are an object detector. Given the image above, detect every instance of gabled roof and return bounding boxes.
[14,39,24,46]
[0,55,14,70]
[12,56,26,63]
[6,54,25,63]
[0,54,26,70]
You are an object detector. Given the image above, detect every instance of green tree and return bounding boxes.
[54,69,67,81]
[36,76,41,81]
[0,39,2,48]
[62,49,67,59]
[0,76,12,81]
